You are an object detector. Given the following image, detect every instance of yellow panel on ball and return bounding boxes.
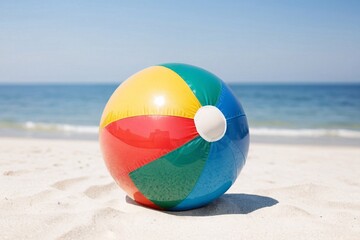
[100,66,202,129]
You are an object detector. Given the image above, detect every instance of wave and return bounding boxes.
[24,122,99,134]
[1,121,360,139]
[1,121,99,134]
[250,128,360,139]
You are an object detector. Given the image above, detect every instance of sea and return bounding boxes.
[0,83,359,146]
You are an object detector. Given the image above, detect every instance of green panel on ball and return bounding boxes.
[160,63,222,106]
[129,137,211,209]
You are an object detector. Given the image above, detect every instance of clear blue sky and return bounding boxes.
[0,0,359,83]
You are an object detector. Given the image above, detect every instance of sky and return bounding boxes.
[0,0,359,83]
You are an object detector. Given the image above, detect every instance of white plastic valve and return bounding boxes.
[194,105,227,142]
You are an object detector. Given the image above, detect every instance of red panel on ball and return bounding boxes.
[100,128,159,208]
[99,115,198,203]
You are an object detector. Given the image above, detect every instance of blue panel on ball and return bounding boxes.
[217,81,250,158]
[170,116,249,210]
[216,82,246,119]
[230,115,250,162]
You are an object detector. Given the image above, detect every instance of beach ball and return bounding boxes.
[99,63,249,210]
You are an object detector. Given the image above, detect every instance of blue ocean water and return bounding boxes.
[0,83,359,144]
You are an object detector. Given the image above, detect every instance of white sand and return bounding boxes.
[0,137,359,240]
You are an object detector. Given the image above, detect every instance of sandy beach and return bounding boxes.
[0,137,359,240]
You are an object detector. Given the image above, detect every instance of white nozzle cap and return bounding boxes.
[194,105,227,142]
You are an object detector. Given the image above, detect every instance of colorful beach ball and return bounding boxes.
[99,63,249,210]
